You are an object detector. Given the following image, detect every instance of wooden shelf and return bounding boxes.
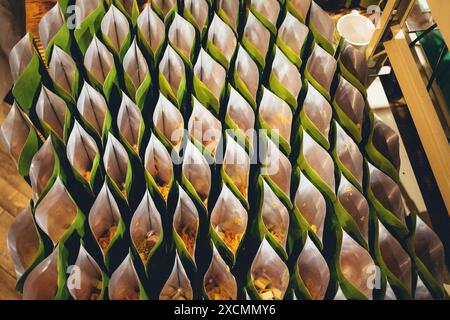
[385,28,450,214]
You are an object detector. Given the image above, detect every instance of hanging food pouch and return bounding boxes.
[123,40,152,111]
[36,86,71,142]
[308,1,340,55]
[333,76,367,143]
[366,163,409,239]
[193,49,227,116]
[38,2,71,63]
[152,92,185,154]
[188,96,222,157]
[83,36,120,105]
[378,222,413,299]
[30,137,57,201]
[130,190,164,270]
[66,121,102,193]
[247,238,290,300]
[88,181,127,271]
[168,13,198,65]
[68,244,109,300]
[100,5,131,61]
[158,44,188,108]
[210,184,248,266]
[203,245,238,300]
[9,33,44,113]
[260,135,292,203]
[7,206,46,292]
[182,140,212,209]
[258,87,293,156]
[258,179,290,259]
[48,46,80,101]
[337,232,377,300]
[286,0,311,24]
[74,0,106,55]
[221,134,251,208]
[22,245,70,300]
[293,170,326,248]
[108,253,148,300]
[183,0,211,36]
[109,0,140,24]
[269,46,303,111]
[152,0,178,21]
[233,46,260,109]
[300,83,332,150]
[136,5,166,69]
[116,93,145,155]
[34,177,85,247]
[217,0,241,33]
[249,0,281,35]
[293,236,330,300]
[333,122,364,190]
[297,128,336,201]
[160,253,194,300]
[0,103,40,178]
[242,11,271,69]
[365,117,401,182]
[338,42,368,97]
[206,14,237,70]
[412,214,449,299]
[305,44,337,101]
[335,175,369,248]
[172,186,200,271]
[144,133,175,203]
[277,11,311,67]
[224,86,255,154]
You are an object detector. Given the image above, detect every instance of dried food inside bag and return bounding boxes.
[137,5,165,56]
[69,245,105,300]
[188,97,222,156]
[36,86,68,140]
[160,254,193,300]
[222,135,251,200]
[261,180,289,248]
[294,171,326,240]
[117,93,143,152]
[182,140,211,203]
[336,175,369,243]
[131,190,162,264]
[22,247,61,300]
[77,82,108,137]
[48,46,78,96]
[296,237,330,300]
[153,93,184,152]
[144,134,174,200]
[305,44,337,100]
[211,185,248,255]
[104,133,130,196]
[34,177,79,245]
[0,103,33,165]
[101,5,131,56]
[339,232,376,299]
[89,183,122,254]
[168,13,196,60]
[378,222,412,294]
[207,14,237,68]
[261,137,292,196]
[30,137,56,200]
[84,36,115,86]
[173,187,200,259]
[204,246,238,300]
[109,253,146,300]
[7,207,42,280]
[250,239,289,300]
[67,121,99,183]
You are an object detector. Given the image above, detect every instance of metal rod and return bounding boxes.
[427,44,448,90]
[409,23,437,47]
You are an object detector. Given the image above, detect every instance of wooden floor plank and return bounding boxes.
[0,266,20,300]
[0,209,16,278]
[0,176,30,217]
[0,150,31,198]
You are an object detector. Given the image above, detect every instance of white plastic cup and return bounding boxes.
[337,10,375,54]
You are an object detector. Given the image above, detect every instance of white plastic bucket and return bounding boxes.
[337,10,375,54]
